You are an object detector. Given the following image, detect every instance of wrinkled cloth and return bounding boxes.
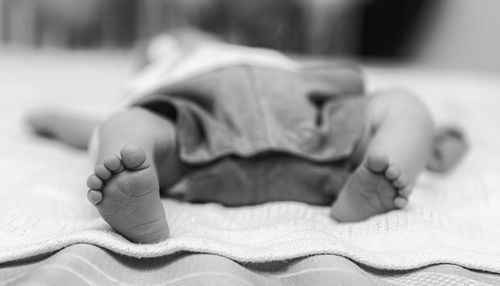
[116,38,467,206]
[133,62,367,206]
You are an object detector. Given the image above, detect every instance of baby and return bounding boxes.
[27,35,463,244]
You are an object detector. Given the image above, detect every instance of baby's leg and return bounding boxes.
[331,90,435,222]
[86,107,184,243]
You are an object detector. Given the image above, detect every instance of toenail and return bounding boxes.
[86,175,103,190]
[120,147,147,169]
[95,165,111,180]
[385,166,400,180]
[104,154,122,172]
[394,197,407,208]
[393,176,407,188]
[367,154,389,172]
[399,185,414,197]
[87,189,103,205]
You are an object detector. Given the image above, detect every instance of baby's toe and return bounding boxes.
[366,152,390,173]
[394,196,408,209]
[87,174,103,190]
[120,144,148,170]
[87,189,103,205]
[399,184,413,198]
[393,173,409,189]
[385,165,401,181]
[103,154,124,173]
[95,164,112,180]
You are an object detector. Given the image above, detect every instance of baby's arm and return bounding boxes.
[26,109,98,149]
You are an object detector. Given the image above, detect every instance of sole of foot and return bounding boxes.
[87,144,169,243]
[330,152,413,222]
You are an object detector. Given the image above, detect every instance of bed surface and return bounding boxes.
[3,244,500,286]
[1,49,500,285]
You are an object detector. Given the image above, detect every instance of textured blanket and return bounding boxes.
[1,51,499,273]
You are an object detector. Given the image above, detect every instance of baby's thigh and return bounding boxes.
[366,89,435,139]
[369,89,432,122]
[350,90,435,165]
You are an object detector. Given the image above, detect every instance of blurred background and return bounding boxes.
[1,0,500,69]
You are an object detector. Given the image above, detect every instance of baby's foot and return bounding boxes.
[331,153,413,222]
[86,144,169,243]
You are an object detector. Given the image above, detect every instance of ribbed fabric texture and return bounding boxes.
[1,141,499,272]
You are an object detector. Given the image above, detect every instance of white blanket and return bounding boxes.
[1,51,499,273]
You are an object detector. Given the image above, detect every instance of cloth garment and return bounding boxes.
[133,64,367,206]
